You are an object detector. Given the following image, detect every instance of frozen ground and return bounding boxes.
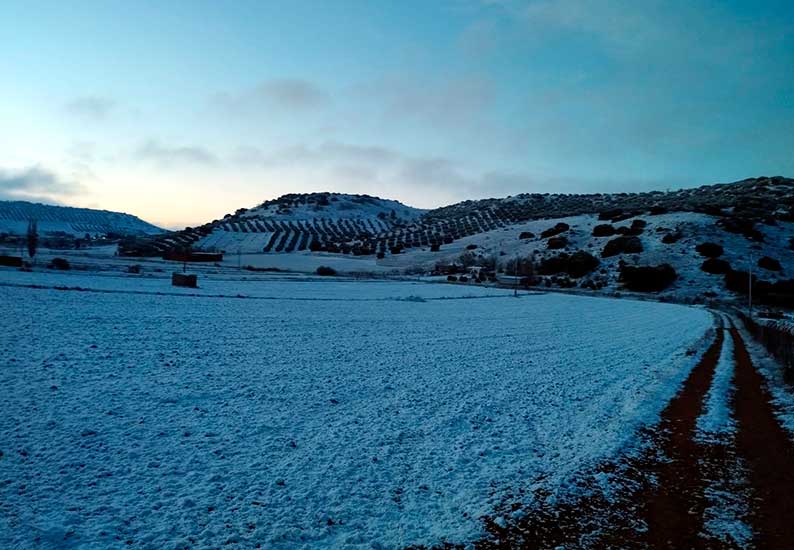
[0,269,712,548]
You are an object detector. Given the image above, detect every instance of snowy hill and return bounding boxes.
[387,211,794,305]
[0,200,163,237]
[120,192,425,256]
[116,178,794,308]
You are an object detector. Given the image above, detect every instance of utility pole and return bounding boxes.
[514,252,519,297]
[748,250,753,320]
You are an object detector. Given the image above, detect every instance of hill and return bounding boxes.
[119,192,424,256]
[117,177,794,308]
[0,200,163,237]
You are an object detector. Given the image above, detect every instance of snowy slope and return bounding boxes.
[383,212,794,303]
[0,200,163,237]
[182,193,425,255]
[0,274,711,548]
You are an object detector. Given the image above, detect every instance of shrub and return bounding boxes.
[127,264,141,274]
[430,243,440,252]
[602,236,643,257]
[724,269,754,294]
[696,242,724,258]
[447,275,458,282]
[662,232,681,244]
[598,209,623,221]
[567,251,600,278]
[540,222,570,239]
[519,231,535,240]
[537,255,569,275]
[616,225,643,236]
[701,258,731,274]
[316,266,337,276]
[620,264,677,292]
[758,256,782,272]
[649,205,668,215]
[547,236,568,250]
[538,251,599,278]
[49,258,71,270]
[465,244,478,250]
[717,217,764,242]
[592,224,616,237]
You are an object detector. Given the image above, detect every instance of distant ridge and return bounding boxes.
[0,200,163,237]
[120,177,793,258]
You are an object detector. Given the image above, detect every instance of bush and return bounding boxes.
[717,217,764,242]
[662,232,681,244]
[602,236,643,257]
[49,258,71,270]
[696,242,724,258]
[316,266,337,276]
[598,209,623,221]
[547,236,568,250]
[540,222,570,239]
[616,225,643,236]
[701,258,731,274]
[758,256,782,272]
[447,275,458,282]
[592,224,616,237]
[568,251,600,278]
[465,244,478,250]
[620,264,677,292]
[538,251,599,278]
[127,264,141,274]
[519,231,535,240]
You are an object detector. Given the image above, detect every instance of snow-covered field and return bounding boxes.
[0,269,712,548]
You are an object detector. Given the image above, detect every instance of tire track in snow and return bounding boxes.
[696,315,754,547]
[638,317,724,548]
[730,323,794,547]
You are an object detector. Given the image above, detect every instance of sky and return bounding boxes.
[1,0,792,229]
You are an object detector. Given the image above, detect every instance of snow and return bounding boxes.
[696,314,737,441]
[735,320,794,439]
[694,314,753,547]
[187,209,794,310]
[241,194,424,223]
[0,201,163,236]
[194,231,276,254]
[1,270,712,548]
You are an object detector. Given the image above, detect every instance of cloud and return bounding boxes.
[213,78,329,115]
[357,74,493,130]
[228,138,698,208]
[134,140,218,167]
[231,141,397,168]
[0,165,83,203]
[64,96,116,121]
